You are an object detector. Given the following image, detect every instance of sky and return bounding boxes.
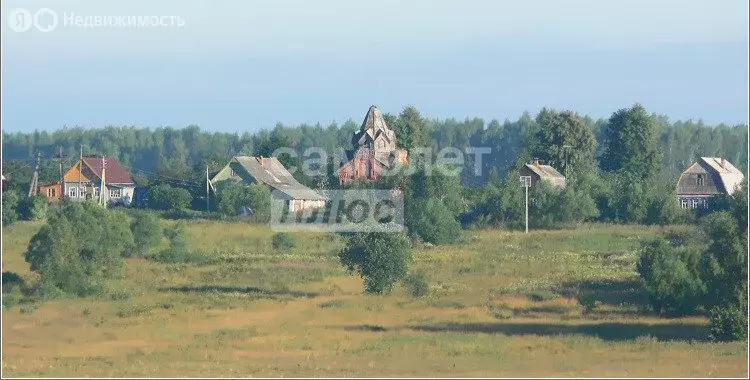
[1,0,748,133]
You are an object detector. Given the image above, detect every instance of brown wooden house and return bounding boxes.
[38,183,62,201]
[676,157,744,209]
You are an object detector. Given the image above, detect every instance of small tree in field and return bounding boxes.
[130,211,163,257]
[24,200,133,297]
[339,231,412,294]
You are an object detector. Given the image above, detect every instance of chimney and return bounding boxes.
[721,157,727,169]
[532,158,540,167]
[259,156,264,167]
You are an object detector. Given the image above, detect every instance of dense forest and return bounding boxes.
[2,105,747,194]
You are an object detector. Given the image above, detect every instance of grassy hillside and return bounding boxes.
[1,221,747,377]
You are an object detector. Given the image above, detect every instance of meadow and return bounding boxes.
[1,220,747,377]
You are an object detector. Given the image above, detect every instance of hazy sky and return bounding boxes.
[2,0,748,133]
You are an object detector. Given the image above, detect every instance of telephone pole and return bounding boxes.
[520,175,531,233]
[55,147,67,199]
[78,146,83,200]
[28,152,40,197]
[100,155,107,208]
[206,165,210,212]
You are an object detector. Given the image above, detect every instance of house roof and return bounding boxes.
[352,106,396,148]
[524,163,565,179]
[229,156,327,201]
[81,156,135,184]
[698,157,744,194]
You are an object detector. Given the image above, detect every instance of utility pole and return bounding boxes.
[100,155,107,208]
[78,146,83,200]
[55,147,67,199]
[28,152,40,197]
[206,165,210,212]
[520,175,531,233]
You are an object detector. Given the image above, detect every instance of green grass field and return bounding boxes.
[2,220,747,377]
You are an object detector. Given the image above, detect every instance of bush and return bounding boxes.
[214,181,272,222]
[149,222,205,264]
[2,271,24,292]
[17,194,49,221]
[645,188,687,225]
[409,199,461,244]
[708,306,748,342]
[130,211,163,257]
[403,272,429,298]
[24,200,132,297]
[2,284,23,310]
[636,238,705,316]
[577,294,598,314]
[339,231,412,294]
[147,184,193,211]
[2,189,20,226]
[272,232,296,251]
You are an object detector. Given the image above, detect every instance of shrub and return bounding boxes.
[339,231,412,294]
[272,232,296,251]
[24,200,132,297]
[147,184,193,210]
[215,181,272,222]
[130,211,163,257]
[410,199,461,244]
[577,294,598,314]
[699,211,747,310]
[17,194,49,221]
[2,271,24,292]
[403,272,429,298]
[148,222,211,264]
[636,238,705,316]
[2,189,20,226]
[708,306,748,342]
[2,285,23,310]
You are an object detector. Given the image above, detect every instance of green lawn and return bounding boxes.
[1,220,746,377]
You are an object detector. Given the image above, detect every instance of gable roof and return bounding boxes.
[222,156,326,201]
[81,156,135,184]
[524,163,565,179]
[698,157,744,194]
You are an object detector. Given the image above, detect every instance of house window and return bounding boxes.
[109,188,121,198]
[697,174,706,186]
[680,199,688,209]
[230,168,236,177]
[692,199,699,209]
[69,187,77,198]
[93,188,99,198]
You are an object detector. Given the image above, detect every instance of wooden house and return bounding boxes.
[211,156,327,212]
[519,159,567,189]
[38,183,62,201]
[676,157,745,209]
[56,156,136,205]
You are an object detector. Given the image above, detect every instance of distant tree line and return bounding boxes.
[2,104,747,228]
